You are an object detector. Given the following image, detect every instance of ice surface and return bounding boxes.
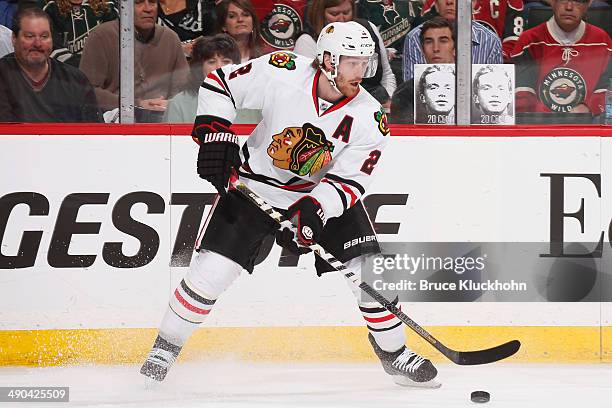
[1,362,610,408]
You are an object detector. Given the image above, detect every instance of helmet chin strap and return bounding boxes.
[322,69,341,94]
[322,56,342,95]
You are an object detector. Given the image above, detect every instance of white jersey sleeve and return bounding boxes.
[309,109,390,220]
[195,54,274,125]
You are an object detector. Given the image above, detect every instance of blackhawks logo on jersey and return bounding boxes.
[261,4,303,49]
[539,67,587,113]
[267,123,334,176]
[269,52,297,70]
[374,108,390,136]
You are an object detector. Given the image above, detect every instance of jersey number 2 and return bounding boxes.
[229,63,252,80]
[360,150,381,175]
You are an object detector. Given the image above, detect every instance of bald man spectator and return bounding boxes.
[0,8,101,122]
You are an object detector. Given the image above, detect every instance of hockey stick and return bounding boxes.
[231,180,521,365]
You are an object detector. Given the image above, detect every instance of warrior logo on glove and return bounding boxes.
[267,122,334,176]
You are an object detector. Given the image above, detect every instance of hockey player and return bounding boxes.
[140,21,439,388]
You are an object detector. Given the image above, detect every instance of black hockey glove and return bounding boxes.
[194,115,241,196]
[276,196,325,254]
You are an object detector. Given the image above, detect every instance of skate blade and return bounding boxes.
[392,376,442,389]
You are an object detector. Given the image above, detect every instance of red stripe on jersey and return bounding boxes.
[322,92,358,116]
[339,182,358,207]
[364,313,397,323]
[241,162,253,173]
[312,70,321,115]
[207,72,227,93]
[240,164,315,190]
[311,69,359,117]
[280,181,316,190]
[322,177,357,206]
[174,289,211,315]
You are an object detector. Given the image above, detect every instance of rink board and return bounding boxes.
[0,125,611,364]
[0,326,609,366]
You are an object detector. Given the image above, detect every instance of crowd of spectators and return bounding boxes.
[79,0,188,121]
[163,32,261,122]
[0,0,610,124]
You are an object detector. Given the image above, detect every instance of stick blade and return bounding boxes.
[448,340,521,365]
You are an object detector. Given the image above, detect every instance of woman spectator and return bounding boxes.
[293,0,396,107]
[215,0,262,63]
[157,0,216,57]
[39,0,117,66]
[164,33,262,123]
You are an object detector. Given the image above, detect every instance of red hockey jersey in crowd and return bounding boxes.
[420,0,524,60]
[510,19,612,114]
[252,0,308,53]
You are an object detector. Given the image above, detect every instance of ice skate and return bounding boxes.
[140,335,182,383]
[368,333,441,388]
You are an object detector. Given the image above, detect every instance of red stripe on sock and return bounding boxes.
[363,306,401,323]
[364,313,397,323]
[174,289,211,315]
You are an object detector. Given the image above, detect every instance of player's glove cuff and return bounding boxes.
[193,115,241,196]
[197,142,241,195]
[289,196,325,246]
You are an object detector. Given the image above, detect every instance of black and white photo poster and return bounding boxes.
[471,64,515,125]
[413,64,455,125]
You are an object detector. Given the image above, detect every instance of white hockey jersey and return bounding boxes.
[195,51,391,219]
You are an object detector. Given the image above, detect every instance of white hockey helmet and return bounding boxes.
[316,21,378,89]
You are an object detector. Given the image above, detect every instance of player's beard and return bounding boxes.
[335,73,361,99]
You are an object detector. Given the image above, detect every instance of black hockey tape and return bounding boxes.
[470,390,490,403]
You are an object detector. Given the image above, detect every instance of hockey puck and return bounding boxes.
[470,391,490,403]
